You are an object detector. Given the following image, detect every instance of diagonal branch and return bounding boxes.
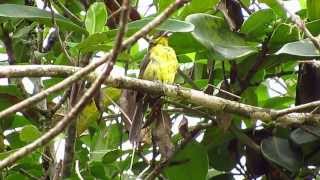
[0,0,189,120]
[62,0,130,177]
[0,0,189,169]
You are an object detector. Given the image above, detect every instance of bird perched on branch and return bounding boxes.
[129,35,179,146]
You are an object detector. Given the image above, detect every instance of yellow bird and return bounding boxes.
[129,36,179,145]
[142,36,179,83]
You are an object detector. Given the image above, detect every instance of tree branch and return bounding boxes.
[0,0,189,170]
[0,0,189,120]
[1,65,320,125]
[275,0,320,51]
[145,123,212,179]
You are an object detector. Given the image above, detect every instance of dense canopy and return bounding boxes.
[0,0,320,179]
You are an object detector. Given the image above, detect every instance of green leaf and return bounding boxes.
[127,17,194,32]
[207,142,237,171]
[300,0,307,9]
[241,87,258,106]
[307,0,320,20]
[2,0,24,4]
[42,78,64,101]
[91,124,122,161]
[170,33,205,54]
[262,96,294,109]
[164,141,208,180]
[186,13,259,60]
[77,32,114,53]
[90,161,107,179]
[102,149,122,164]
[78,83,120,136]
[269,23,300,49]
[209,173,234,180]
[77,100,100,136]
[0,4,85,33]
[77,18,194,52]
[158,0,175,12]
[259,0,286,17]
[19,125,41,143]
[261,137,302,172]
[11,115,31,128]
[101,87,121,107]
[6,172,29,180]
[0,85,23,99]
[0,149,18,160]
[202,127,236,171]
[179,0,219,19]
[240,9,275,39]
[306,19,320,36]
[85,2,108,35]
[290,126,320,156]
[275,39,320,57]
[207,169,225,179]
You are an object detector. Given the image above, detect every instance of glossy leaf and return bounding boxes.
[77,87,121,136]
[262,96,294,109]
[0,85,23,99]
[158,0,175,12]
[186,13,259,60]
[127,17,194,32]
[0,4,85,32]
[19,125,41,143]
[241,9,275,39]
[269,23,299,49]
[306,19,320,36]
[261,137,302,172]
[164,141,208,180]
[290,126,320,156]
[102,149,122,164]
[90,161,107,179]
[259,0,285,17]
[170,33,205,55]
[85,2,108,35]
[307,0,320,20]
[77,18,194,52]
[275,39,320,57]
[179,0,219,19]
[90,124,122,161]
[77,100,100,137]
[202,127,236,171]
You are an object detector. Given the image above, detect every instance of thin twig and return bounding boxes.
[275,0,320,51]
[62,83,80,177]
[48,0,74,64]
[19,168,40,180]
[300,125,320,138]
[276,100,320,116]
[145,123,212,179]
[0,0,189,120]
[229,125,260,152]
[272,77,287,92]
[177,68,200,90]
[0,24,16,65]
[49,88,71,117]
[52,0,82,26]
[165,99,217,121]
[240,34,271,92]
[0,0,189,170]
[207,84,241,100]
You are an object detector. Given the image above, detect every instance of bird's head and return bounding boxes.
[154,36,169,46]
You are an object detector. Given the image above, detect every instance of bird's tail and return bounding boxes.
[129,94,148,145]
